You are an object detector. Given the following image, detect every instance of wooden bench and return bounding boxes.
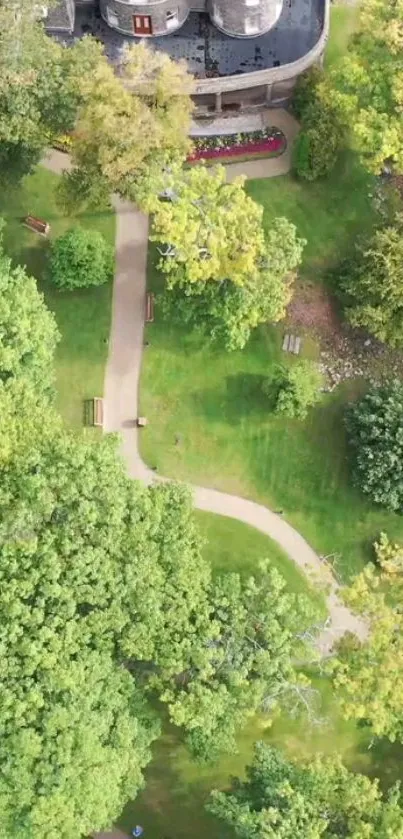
[282,333,302,355]
[145,292,154,323]
[23,215,50,236]
[84,397,104,428]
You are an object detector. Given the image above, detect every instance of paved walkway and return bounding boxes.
[41,114,365,839]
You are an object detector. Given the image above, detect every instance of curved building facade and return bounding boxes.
[99,0,189,37]
[46,0,329,122]
[207,0,284,38]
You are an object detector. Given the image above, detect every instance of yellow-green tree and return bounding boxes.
[335,560,403,741]
[326,0,403,173]
[61,42,193,210]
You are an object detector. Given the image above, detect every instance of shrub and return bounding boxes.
[293,103,342,181]
[264,360,323,420]
[49,227,114,290]
[374,532,403,574]
[346,381,403,512]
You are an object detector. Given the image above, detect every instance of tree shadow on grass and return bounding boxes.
[192,373,272,427]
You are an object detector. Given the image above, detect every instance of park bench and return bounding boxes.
[84,397,104,428]
[282,333,301,355]
[145,292,154,323]
[23,215,50,236]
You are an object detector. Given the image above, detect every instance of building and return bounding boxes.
[46,0,329,117]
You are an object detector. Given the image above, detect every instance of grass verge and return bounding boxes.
[0,165,115,428]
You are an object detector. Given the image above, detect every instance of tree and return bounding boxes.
[0,651,158,839]
[49,227,114,290]
[209,742,403,838]
[264,360,323,420]
[161,216,305,350]
[292,102,343,181]
[374,531,403,575]
[346,380,403,511]
[0,233,58,396]
[60,43,193,211]
[151,165,266,288]
[339,218,403,346]
[326,0,403,173]
[0,3,102,182]
[334,562,403,743]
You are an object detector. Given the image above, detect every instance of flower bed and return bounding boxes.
[188,128,286,162]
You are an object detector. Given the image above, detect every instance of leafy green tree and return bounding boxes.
[49,226,114,290]
[0,234,58,396]
[335,562,403,742]
[0,3,102,182]
[0,651,158,839]
[161,217,305,350]
[374,531,403,575]
[346,380,403,511]
[327,0,403,173]
[151,165,266,288]
[264,360,323,420]
[61,43,193,211]
[339,219,403,346]
[209,742,403,837]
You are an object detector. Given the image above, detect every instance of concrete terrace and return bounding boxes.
[64,1,323,78]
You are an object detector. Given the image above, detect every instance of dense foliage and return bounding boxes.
[60,43,193,211]
[264,360,323,419]
[328,0,403,173]
[0,229,58,396]
[293,102,343,181]
[49,226,114,289]
[209,742,403,837]
[339,218,403,346]
[346,381,403,511]
[335,560,403,742]
[160,215,305,350]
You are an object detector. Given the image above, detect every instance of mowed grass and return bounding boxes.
[0,166,115,428]
[246,152,377,278]
[140,196,403,581]
[118,673,403,839]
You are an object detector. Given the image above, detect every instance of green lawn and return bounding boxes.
[0,166,115,427]
[118,674,403,839]
[247,152,377,278]
[139,153,403,580]
[325,3,361,70]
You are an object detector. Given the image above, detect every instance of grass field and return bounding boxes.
[139,150,403,580]
[0,166,115,428]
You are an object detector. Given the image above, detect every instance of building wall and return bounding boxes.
[45,0,75,31]
[99,0,189,36]
[207,0,284,38]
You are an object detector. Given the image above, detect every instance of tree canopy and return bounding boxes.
[325,0,403,173]
[346,380,403,511]
[49,226,114,289]
[160,215,304,350]
[209,742,403,838]
[339,217,403,346]
[60,43,193,211]
[0,231,58,397]
[335,560,403,743]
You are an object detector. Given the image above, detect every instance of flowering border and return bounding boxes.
[187,128,286,161]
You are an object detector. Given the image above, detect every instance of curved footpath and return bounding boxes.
[42,111,366,839]
[42,117,366,657]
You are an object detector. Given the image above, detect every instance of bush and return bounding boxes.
[49,227,114,290]
[263,360,323,420]
[293,104,342,181]
[374,532,403,574]
[346,381,403,512]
